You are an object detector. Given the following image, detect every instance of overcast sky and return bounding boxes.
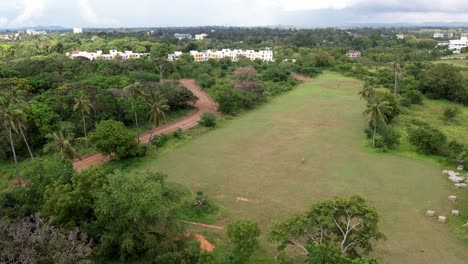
[0,0,467,28]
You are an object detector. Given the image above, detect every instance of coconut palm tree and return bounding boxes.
[363,96,393,147]
[0,97,25,187]
[358,81,375,103]
[44,127,81,160]
[393,55,403,96]
[146,91,170,144]
[73,92,93,149]
[123,82,144,130]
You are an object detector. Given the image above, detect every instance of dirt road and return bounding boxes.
[291,72,313,82]
[73,79,218,172]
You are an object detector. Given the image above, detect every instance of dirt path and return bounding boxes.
[291,72,313,82]
[182,220,225,230]
[73,79,219,172]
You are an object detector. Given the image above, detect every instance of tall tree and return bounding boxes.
[154,58,169,82]
[73,92,93,149]
[123,82,144,142]
[146,91,170,144]
[358,81,375,103]
[392,55,403,96]
[363,96,393,147]
[44,126,81,160]
[0,97,25,186]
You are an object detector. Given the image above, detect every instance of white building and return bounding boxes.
[448,35,468,52]
[346,50,361,58]
[168,48,274,62]
[434,33,444,38]
[73,27,83,34]
[195,34,208,40]
[396,34,405,39]
[26,29,47,35]
[66,50,150,61]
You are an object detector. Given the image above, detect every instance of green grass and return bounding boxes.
[117,72,467,263]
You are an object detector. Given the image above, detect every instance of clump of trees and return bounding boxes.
[408,125,447,155]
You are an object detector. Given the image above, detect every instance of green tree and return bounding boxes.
[419,64,466,103]
[73,92,93,148]
[90,120,137,160]
[94,170,184,260]
[226,220,260,263]
[408,126,447,155]
[269,196,385,259]
[146,91,170,144]
[123,82,144,131]
[43,126,80,160]
[362,96,393,147]
[358,82,375,102]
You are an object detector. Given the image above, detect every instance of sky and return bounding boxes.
[0,0,467,28]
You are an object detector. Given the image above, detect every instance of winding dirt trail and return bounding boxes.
[291,72,313,82]
[73,79,219,172]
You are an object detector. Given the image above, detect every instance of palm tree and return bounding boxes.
[44,127,81,160]
[0,98,24,187]
[123,82,144,130]
[363,96,393,147]
[358,81,375,103]
[146,91,170,144]
[73,92,93,149]
[393,55,403,96]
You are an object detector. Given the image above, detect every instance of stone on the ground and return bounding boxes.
[463,223,468,227]
[454,183,467,188]
[426,210,436,216]
[457,165,464,171]
[438,216,447,223]
[442,170,449,174]
[448,195,457,201]
[451,210,460,216]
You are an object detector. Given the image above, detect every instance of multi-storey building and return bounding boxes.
[66,50,150,60]
[168,48,274,62]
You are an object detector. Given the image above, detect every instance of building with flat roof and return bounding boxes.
[174,33,192,40]
[73,27,83,34]
[168,48,274,62]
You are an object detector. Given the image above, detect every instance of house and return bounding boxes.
[26,29,47,35]
[447,32,454,39]
[174,33,192,40]
[396,34,405,39]
[66,50,149,61]
[73,27,83,34]
[346,50,361,58]
[168,47,274,62]
[434,33,444,38]
[195,34,208,40]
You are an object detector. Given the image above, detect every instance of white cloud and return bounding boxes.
[11,0,47,25]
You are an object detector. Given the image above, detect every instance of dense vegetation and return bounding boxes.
[1,26,467,263]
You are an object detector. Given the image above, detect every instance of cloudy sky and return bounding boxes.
[0,0,467,28]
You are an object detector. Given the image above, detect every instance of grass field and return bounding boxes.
[118,72,467,263]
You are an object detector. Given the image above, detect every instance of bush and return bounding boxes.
[90,120,139,160]
[172,128,183,140]
[152,134,170,147]
[445,140,466,163]
[180,191,219,219]
[442,106,461,122]
[408,126,447,155]
[366,125,401,150]
[404,90,423,105]
[199,112,217,127]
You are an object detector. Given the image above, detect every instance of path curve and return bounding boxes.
[73,79,219,172]
[291,72,313,82]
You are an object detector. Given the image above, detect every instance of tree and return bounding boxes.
[199,112,217,127]
[269,196,385,259]
[123,82,144,132]
[146,91,170,144]
[73,92,93,148]
[44,126,81,160]
[358,82,375,102]
[408,126,447,155]
[226,220,260,263]
[154,58,169,82]
[0,97,25,186]
[93,170,185,260]
[362,96,393,147]
[90,120,138,160]
[0,216,93,263]
[419,64,466,103]
[392,55,403,96]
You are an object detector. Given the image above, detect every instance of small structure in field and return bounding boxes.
[426,210,436,216]
[451,210,460,216]
[438,216,447,223]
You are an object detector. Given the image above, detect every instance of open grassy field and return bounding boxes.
[92,73,468,263]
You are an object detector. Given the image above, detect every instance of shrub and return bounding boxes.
[408,126,447,155]
[199,112,217,127]
[445,140,466,163]
[90,120,139,160]
[367,124,401,150]
[152,134,170,147]
[180,191,219,219]
[172,128,183,140]
[226,220,260,263]
[442,106,461,122]
[404,90,423,105]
